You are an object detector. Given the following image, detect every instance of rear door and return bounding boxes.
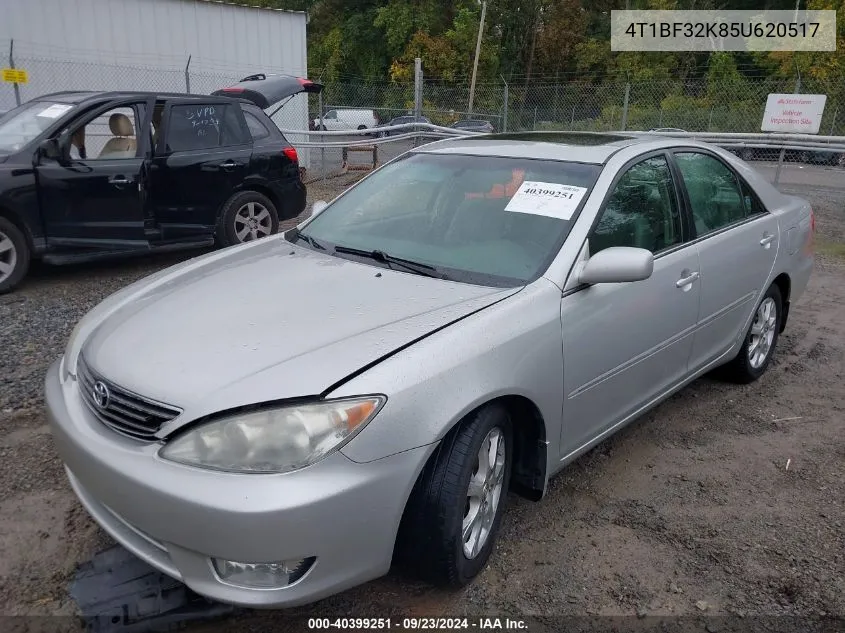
[37,98,154,249]
[671,150,779,372]
[147,99,253,242]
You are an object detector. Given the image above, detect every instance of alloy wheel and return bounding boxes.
[0,229,17,286]
[462,427,506,559]
[748,297,777,369]
[234,202,273,242]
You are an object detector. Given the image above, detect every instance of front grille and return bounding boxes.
[77,356,182,440]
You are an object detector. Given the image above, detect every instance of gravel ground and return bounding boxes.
[0,171,843,630]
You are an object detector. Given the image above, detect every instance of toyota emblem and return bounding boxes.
[92,381,111,410]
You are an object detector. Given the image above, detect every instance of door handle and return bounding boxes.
[760,233,776,248]
[675,271,700,288]
[108,175,132,185]
[219,160,239,170]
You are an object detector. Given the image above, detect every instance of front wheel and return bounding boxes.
[0,217,30,295]
[721,284,782,384]
[216,191,279,247]
[396,404,512,586]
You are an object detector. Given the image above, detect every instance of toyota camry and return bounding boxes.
[46,132,814,608]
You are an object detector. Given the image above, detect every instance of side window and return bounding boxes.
[243,111,271,140]
[324,110,337,120]
[590,155,682,255]
[675,152,746,236]
[739,178,766,217]
[67,104,143,160]
[165,104,249,152]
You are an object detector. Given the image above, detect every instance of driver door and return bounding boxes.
[560,153,701,456]
[36,97,154,249]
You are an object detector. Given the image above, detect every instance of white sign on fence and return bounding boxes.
[761,93,827,134]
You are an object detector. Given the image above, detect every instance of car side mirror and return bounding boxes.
[579,246,654,285]
[38,138,63,162]
[311,200,329,218]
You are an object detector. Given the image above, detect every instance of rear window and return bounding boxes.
[243,110,271,140]
[165,104,249,152]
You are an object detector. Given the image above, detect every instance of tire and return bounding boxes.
[216,191,279,248]
[0,217,30,295]
[396,404,513,587]
[357,124,367,130]
[721,284,783,384]
[741,149,754,161]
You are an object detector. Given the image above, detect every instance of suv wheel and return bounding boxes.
[217,191,279,247]
[0,217,29,294]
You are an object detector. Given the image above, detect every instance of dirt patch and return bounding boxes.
[0,179,843,627]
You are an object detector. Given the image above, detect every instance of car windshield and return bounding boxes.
[0,100,76,153]
[292,152,601,287]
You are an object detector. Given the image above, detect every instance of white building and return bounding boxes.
[0,0,311,163]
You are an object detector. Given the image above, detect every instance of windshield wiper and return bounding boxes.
[333,245,444,279]
[289,228,328,251]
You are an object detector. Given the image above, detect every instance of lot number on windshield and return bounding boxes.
[504,181,588,220]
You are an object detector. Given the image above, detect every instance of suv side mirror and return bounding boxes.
[38,138,62,161]
[579,246,654,285]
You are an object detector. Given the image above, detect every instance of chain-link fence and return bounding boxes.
[5,38,845,183]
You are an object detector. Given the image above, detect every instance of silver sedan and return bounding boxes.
[46,132,814,607]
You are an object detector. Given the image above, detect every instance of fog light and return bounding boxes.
[212,556,316,589]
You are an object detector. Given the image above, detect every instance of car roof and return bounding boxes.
[415,131,645,164]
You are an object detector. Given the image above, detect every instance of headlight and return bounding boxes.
[159,396,385,474]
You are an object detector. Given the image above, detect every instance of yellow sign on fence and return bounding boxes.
[1,68,28,83]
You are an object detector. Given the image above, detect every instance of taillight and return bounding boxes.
[283,147,298,163]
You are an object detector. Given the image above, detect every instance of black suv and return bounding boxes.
[0,74,323,293]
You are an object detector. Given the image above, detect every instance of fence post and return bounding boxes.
[501,75,509,132]
[318,89,325,181]
[413,57,423,148]
[829,106,838,135]
[571,105,575,128]
[184,55,192,94]
[774,147,786,186]
[793,60,801,94]
[621,82,631,131]
[707,107,714,132]
[658,108,663,127]
[9,40,20,107]
[533,106,538,130]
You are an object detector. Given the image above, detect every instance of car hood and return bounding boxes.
[81,239,518,423]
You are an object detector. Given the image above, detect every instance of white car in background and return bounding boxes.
[313,108,379,131]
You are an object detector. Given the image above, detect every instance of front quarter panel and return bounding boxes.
[0,158,43,246]
[335,279,564,468]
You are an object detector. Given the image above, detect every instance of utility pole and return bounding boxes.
[468,0,487,116]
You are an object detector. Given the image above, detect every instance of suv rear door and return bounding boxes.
[36,97,155,249]
[148,98,252,241]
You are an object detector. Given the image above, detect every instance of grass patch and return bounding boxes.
[815,240,845,260]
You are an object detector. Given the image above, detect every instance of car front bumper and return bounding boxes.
[45,358,431,608]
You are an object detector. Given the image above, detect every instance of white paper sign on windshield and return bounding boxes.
[504,181,589,220]
[37,104,73,119]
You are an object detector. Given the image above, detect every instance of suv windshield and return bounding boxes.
[0,100,75,153]
[292,152,601,287]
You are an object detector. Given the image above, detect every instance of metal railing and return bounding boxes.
[297,126,845,187]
